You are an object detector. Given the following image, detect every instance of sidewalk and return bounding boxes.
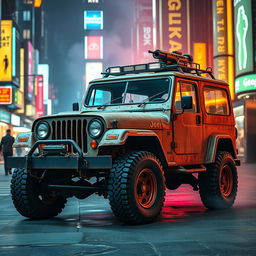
[0,164,12,178]
[0,164,11,196]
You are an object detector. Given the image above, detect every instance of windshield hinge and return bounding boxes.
[170,113,177,121]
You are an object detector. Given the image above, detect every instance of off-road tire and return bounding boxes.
[11,168,67,219]
[108,151,166,224]
[199,151,238,209]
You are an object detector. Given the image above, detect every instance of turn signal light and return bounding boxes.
[18,137,29,142]
[90,140,98,149]
[106,134,119,140]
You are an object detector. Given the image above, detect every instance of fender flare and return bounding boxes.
[99,129,161,147]
[205,134,236,163]
[99,129,168,164]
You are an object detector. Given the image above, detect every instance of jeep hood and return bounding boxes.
[36,111,170,130]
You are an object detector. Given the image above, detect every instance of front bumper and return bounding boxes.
[7,139,112,170]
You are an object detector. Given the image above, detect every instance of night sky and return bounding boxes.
[44,0,134,113]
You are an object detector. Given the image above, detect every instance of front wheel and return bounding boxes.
[11,168,67,219]
[198,151,238,209]
[108,151,166,224]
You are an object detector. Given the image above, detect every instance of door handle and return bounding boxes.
[196,115,201,125]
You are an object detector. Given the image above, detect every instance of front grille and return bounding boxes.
[51,119,87,153]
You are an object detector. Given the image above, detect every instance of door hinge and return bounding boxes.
[171,141,177,149]
[170,113,177,121]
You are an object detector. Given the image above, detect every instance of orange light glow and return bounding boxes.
[18,137,29,142]
[106,134,119,140]
[34,0,42,8]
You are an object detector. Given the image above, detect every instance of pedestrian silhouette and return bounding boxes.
[0,129,15,175]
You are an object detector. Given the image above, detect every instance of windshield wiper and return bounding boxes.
[97,95,124,110]
[137,90,168,107]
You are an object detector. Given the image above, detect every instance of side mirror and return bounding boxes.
[181,96,193,110]
[72,102,79,111]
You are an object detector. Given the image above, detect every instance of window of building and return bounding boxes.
[203,86,230,115]
[174,81,198,113]
[23,10,31,21]
[24,0,33,4]
[23,29,31,39]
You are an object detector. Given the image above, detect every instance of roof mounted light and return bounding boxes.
[135,64,146,71]
[148,62,161,70]
[109,67,121,73]
[123,66,135,72]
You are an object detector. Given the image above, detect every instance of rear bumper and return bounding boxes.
[7,139,112,170]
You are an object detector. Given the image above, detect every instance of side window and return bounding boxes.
[174,81,198,113]
[203,86,230,115]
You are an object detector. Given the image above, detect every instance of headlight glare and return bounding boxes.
[88,119,103,138]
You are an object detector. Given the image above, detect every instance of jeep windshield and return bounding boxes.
[85,78,170,108]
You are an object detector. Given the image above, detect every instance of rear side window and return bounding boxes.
[203,86,230,115]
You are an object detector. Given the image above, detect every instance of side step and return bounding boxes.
[177,165,206,173]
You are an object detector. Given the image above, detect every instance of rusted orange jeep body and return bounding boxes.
[9,50,240,224]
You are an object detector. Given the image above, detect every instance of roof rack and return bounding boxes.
[102,49,215,79]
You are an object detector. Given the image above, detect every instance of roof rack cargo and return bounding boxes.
[102,49,215,79]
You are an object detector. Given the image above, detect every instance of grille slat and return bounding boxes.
[51,119,87,153]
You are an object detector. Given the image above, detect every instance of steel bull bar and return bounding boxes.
[7,140,112,170]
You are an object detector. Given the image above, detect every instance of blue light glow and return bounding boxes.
[12,27,16,77]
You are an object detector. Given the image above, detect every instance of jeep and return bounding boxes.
[8,50,240,224]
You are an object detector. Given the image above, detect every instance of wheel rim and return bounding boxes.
[220,164,233,197]
[135,168,157,208]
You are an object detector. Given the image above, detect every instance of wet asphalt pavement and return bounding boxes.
[0,163,255,256]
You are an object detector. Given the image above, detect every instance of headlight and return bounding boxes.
[35,122,50,140]
[88,119,104,139]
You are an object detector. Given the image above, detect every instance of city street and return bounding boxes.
[0,163,255,256]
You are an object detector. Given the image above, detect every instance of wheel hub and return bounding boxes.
[220,164,233,197]
[135,168,157,208]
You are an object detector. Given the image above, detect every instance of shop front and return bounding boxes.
[233,100,256,163]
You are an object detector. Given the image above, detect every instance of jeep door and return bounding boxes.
[171,78,203,164]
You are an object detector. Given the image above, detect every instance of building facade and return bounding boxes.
[0,0,50,152]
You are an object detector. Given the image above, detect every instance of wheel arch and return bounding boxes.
[205,135,237,164]
[98,129,168,168]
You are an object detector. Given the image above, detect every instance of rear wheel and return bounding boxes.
[198,151,238,209]
[11,168,66,219]
[108,151,165,224]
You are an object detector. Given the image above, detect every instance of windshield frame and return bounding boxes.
[84,77,172,108]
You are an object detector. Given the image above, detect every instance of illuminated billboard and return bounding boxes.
[136,23,153,63]
[27,42,34,101]
[38,64,49,104]
[0,20,12,82]
[84,36,103,59]
[17,48,25,114]
[35,75,44,117]
[161,0,188,53]
[193,43,206,70]
[235,74,256,94]
[213,0,235,99]
[234,0,253,76]
[84,11,103,30]
[85,62,103,87]
[12,27,16,77]
[0,87,12,104]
